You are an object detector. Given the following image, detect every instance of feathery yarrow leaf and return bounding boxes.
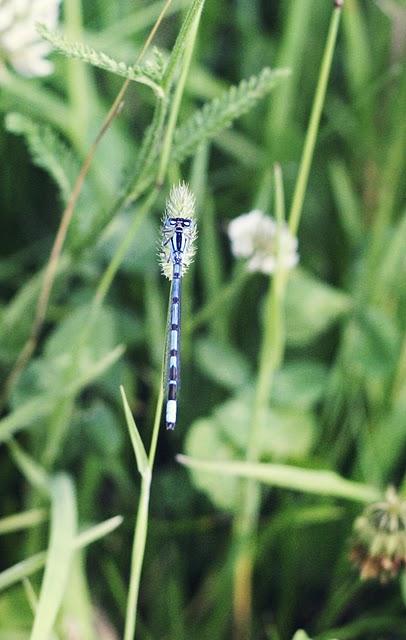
[5,112,78,204]
[172,67,290,163]
[37,24,166,98]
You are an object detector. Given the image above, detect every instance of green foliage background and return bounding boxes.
[0,0,405,638]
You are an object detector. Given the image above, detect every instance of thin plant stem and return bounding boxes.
[288,4,343,236]
[94,189,160,307]
[232,166,287,640]
[123,473,152,640]
[232,3,344,635]
[156,2,204,186]
[64,0,90,147]
[1,0,173,406]
[122,348,164,640]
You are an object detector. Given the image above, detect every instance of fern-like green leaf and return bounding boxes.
[172,67,290,163]
[38,24,166,98]
[5,112,78,204]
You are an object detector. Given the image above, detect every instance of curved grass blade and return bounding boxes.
[30,473,77,640]
[177,455,381,503]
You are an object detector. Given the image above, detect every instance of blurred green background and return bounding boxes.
[0,1,405,638]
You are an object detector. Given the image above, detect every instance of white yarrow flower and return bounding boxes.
[0,0,60,77]
[228,209,299,274]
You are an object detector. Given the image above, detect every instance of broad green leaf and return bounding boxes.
[177,455,381,503]
[98,213,158,275]
[2,343,123,447]
[194,337,252,390]
[120,386,149,478]
[215,396,315,460]
[185,418,238,511]
[184,392,317,509]
[11,305,120,399]
[271,361,328,409]
[351,307,400,378]
[44,305,116,366]
[67,345,125,395]
[30,474,77,640]
[78,400,123,456]
[358,403,406,487]
[284,268,351,346]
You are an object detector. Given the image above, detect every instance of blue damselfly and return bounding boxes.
[160,184,197,430]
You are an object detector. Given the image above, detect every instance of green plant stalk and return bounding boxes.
[123,378,164,640]
[288,5,343,236]
[365,66,406,281]
[161,0,206,91]
[182,144,209,361]
[95,190,159,306]
[232,2,343,632]
[232,167,287,640]
[156,3,204,185]
[64,0,91,148]
[125,0,205,205]
[123,472,152,640]
[266,0,313,151]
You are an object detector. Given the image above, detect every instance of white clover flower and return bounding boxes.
[228,209,299,274]
[0,0,60,77]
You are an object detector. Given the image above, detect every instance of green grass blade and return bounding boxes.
[0,516,123,592]
[7,439,50,494]
[0,510,47,535]
[74,515,123,550]
[0,552,47,592]
[30,473,77,640]
[120,386,149,478]
[177,455,381,503]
